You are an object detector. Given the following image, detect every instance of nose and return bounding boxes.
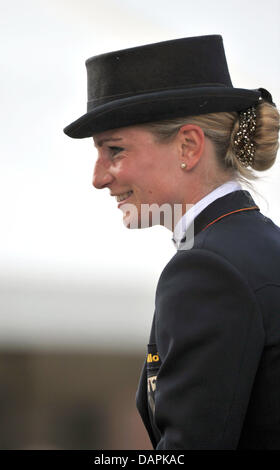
[92,159,114,189]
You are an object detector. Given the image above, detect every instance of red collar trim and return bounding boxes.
[202,206,259,232]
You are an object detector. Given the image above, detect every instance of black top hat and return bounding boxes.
[64,34,273,139]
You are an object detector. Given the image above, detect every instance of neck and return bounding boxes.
[170,177,238,231]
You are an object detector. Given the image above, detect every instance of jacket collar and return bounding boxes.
[173,181,242,246]
[177,190,259,249]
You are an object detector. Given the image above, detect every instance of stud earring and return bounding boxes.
[180,162,187,169]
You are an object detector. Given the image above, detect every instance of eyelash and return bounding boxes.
[109,146,124,157]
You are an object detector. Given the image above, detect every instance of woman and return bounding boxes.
[64,35,280,449]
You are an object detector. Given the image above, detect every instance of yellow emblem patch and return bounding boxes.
[147,353,159,363]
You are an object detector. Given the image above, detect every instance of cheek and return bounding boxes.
[119,145,176,197]
[135,160,164,190]
[112,160,131,180]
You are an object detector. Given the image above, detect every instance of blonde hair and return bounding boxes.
[141,101,280,185]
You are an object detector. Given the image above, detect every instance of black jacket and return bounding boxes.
[136,190,280,449]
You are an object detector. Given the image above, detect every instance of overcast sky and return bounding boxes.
[0,0,279,347]
[1,0,280,284]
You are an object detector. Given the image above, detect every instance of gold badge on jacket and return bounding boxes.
[147,344,162,418]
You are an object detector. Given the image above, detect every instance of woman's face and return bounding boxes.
[92,125,185,229]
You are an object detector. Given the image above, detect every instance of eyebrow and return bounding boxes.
[94,137,123,147]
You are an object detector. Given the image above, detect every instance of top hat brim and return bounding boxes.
[63,86,261,139]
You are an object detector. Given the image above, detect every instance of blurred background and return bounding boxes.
[0,0,279,449]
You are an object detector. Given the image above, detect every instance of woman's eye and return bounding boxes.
[109,146,124,157]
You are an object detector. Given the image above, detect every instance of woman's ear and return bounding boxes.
[177,124,205,170]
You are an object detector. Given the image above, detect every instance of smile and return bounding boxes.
[116,191,133,202]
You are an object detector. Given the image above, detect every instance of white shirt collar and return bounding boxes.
[173,180,242,248]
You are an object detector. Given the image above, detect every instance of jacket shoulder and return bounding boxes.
[195,210,280,290]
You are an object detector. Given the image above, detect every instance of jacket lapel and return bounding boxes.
[136,314,158,448]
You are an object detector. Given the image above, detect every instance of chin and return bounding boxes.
[121,202,167,229]
[122,211,153,230]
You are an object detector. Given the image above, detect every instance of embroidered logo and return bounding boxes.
[147,343,162,418]
[147,353,160,364]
